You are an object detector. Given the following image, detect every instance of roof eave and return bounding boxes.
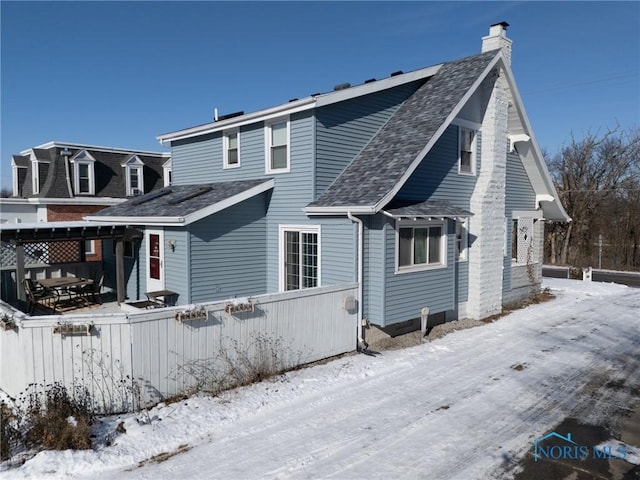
[304,205,377,216]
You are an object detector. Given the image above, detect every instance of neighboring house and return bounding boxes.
[1,142,170,263]
[88,24,569,340]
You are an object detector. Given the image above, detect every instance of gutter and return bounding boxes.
[347,211,367,351]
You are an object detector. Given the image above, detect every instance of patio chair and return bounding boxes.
[72,273,105,305]
[22,278,59,314]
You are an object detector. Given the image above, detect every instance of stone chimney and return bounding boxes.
[482,22,512,65]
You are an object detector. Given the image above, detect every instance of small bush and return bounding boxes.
[171,333,302,396]
[1,400,22,461]
[22,382,95,451]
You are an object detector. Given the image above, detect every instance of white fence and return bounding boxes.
[0,283,358,412]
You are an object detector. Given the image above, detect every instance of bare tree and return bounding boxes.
[546,127,640,269]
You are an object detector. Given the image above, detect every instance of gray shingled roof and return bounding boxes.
[92,179,272,218]
[383,200,472,218]
[10,145,167,199]
[12,156,29,167]
[308,50,499,210]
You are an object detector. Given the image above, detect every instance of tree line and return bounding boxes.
[545,127,640,270]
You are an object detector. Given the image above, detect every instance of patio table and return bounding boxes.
[38,277,94,302]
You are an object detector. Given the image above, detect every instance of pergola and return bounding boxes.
[0,221,142,304]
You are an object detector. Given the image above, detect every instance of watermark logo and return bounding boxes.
[532,431,628,462]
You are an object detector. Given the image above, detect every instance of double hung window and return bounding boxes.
[266,119,289,172]
[458,126,477,175]
[224,130,240,168]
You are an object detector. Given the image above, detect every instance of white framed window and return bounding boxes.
[396,220,446,273]
[84,240,96,256]
[455,219,468,261]
[279,225,320,291]
[265,118,290,173]
[511,215,535,264]
[223,129,240,168]
[458,126,477,175]
[31,160,40,194]
[70,150,96,195]
[122,155,145,196]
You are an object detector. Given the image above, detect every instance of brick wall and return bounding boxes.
[47,204,108,262]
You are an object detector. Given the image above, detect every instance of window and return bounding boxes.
[70,151,96,195]
[84,240,95,256]
[78,164,91,192]
[163,159,172,187]
[458,126,476,174]
[224,130,240,168]
[122,155,145,196]
[511,216,535,264]
[266,119,289,172]
[456,219,468,261]
[397,222,445,271]
[280,225,320,291]
[511,219,518,261]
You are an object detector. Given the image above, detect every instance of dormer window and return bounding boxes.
[70,150,96,195]
[223,130,240,169]
[163,158,172,187]
[122,155,145,196]
[265,118,290,173]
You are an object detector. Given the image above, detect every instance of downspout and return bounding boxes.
[347,211,367,351]
[61,149,73,197]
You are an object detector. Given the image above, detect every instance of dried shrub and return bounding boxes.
[22,382,95,451]
[1,399,22,461]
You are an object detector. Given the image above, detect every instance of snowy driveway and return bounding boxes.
[5,278,640,479]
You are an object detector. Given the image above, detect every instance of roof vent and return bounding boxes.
[333,82,351,91]
[390,70,403,77]
[311,92,322,97]
[217,111,244,121]
[289,98,299,102]
[364,78,376,84]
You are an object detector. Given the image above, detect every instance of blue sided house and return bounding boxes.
[88,23,569,343]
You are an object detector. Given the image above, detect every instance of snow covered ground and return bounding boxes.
[2,278,639,479]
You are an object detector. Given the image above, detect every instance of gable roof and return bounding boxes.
[86,178,274,226]
[305,50,500,214]
[304,50,570,222]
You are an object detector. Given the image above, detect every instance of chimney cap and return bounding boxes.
[491,21,510,29]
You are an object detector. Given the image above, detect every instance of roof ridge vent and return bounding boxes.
[333,82,351,91]
[364,78,376,84]
[390,70,403,77]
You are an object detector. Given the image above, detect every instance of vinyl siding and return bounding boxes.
[265,112,317,292]
[315,81,423,196]
[456,260,469,302]
[383,218,456,326]
[103,238,143,301]
[362,214,385,324]
[163,228,190,305]
[396,124,480,208]
[171,133,220,185]
[504,149,536,293]
[188,193,268,303]
[321,219,356,285]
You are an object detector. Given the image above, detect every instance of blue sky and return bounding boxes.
[1,1,638,191]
